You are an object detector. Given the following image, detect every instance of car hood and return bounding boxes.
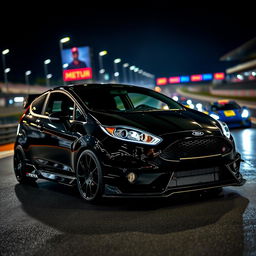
[90,109,221,136]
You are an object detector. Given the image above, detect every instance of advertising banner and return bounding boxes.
[62,46,92,82]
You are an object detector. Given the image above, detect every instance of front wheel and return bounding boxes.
[76,150,103,202]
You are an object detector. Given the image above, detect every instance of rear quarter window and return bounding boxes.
[31,94,47,114]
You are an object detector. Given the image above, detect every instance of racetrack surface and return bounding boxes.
[0,128,256,256]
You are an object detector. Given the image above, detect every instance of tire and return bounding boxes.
[76,150,103,202]
[13,147,37,184]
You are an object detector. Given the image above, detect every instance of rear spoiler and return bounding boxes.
[23,94,41,109]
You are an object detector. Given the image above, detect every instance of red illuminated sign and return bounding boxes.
[191,74,202,82]
[63,67,92,81]
[156,77,167,85]
[214,72,225,80]
[169,77,180,84]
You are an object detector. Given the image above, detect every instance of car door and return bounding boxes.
[37,91,78,173]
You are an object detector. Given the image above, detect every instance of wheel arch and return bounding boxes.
[71,138,105,173]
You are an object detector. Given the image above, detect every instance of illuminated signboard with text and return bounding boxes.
[202,74,213,81]
[156,77,167,85]
[191,74,202,82]
[63,68,92,81]
[156,72,225,85]
[180,76,190,83]
[169,77,180,83]
[214,72,225,80]
[61,46,92,82]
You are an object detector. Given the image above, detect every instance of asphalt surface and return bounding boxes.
[0,128,256,256]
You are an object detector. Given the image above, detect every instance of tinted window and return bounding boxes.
[113,95,126,110]
[44,92,74,120]
[75,106,86,121]
[73,87,183,112]
[128,92,170,110]
[31,94,47,114]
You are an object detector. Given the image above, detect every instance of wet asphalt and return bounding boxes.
[0,128,256,256]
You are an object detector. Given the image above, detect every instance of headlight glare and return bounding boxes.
[241,109,249,118]
[101,126,162,145]
[218,121,231,139]
[210,113,219,120]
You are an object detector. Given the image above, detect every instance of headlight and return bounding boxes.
[210,113,219,120]
[100,126,162,145]
[189,103,195,109]
[241,109,249,118]
[196,103,203,111]
[218,121,231,139]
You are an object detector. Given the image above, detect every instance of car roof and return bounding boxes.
[53,83,142,92]
[212,99,237,105]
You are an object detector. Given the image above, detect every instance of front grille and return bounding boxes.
[160,136,232,160]
[167,167,220,187]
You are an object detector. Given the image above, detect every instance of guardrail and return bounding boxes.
[0,123,18,145]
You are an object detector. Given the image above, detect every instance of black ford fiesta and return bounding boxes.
[14,83,245,202]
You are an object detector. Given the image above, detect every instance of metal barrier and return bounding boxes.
[0,123,18,145]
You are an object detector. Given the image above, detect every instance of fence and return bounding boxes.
[0,123,18,145]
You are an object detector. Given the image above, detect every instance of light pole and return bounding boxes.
[134,67,139,85]
[25,70,32,94]
[129,65,135,84]
[59,37,70,85]
[122,63,129,84]
[98,50,107,82]
[46,74,52,86]
[113,58,121,83]
[44,59,51,87]
[138,69,143,85]
[4,68,10,92]
[2,49,10,92]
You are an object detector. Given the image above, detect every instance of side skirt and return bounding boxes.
[26,162,77,186]
[38,169,77,186]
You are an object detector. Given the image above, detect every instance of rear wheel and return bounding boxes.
[13,147,37,184]
[76,150,103,202]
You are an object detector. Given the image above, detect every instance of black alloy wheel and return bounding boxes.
[76,150,103,202]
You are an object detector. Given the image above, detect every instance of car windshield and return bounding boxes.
[73,86,183,112]
[211,102,241,111]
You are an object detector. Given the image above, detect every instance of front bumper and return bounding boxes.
[102,151,245,198]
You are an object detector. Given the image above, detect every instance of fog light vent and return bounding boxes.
[127,172,136,183]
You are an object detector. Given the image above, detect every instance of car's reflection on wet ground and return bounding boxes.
[0,128,255,256]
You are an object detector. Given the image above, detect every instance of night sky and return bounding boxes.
[0,1,255,84]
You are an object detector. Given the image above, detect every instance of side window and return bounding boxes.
[113,96,126,111]
[128,93,164,110]
[75,106,86,122]
[31,94,47,114]
[44,92,74,120]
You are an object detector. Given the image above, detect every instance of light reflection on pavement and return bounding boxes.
[231,128,256,184]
